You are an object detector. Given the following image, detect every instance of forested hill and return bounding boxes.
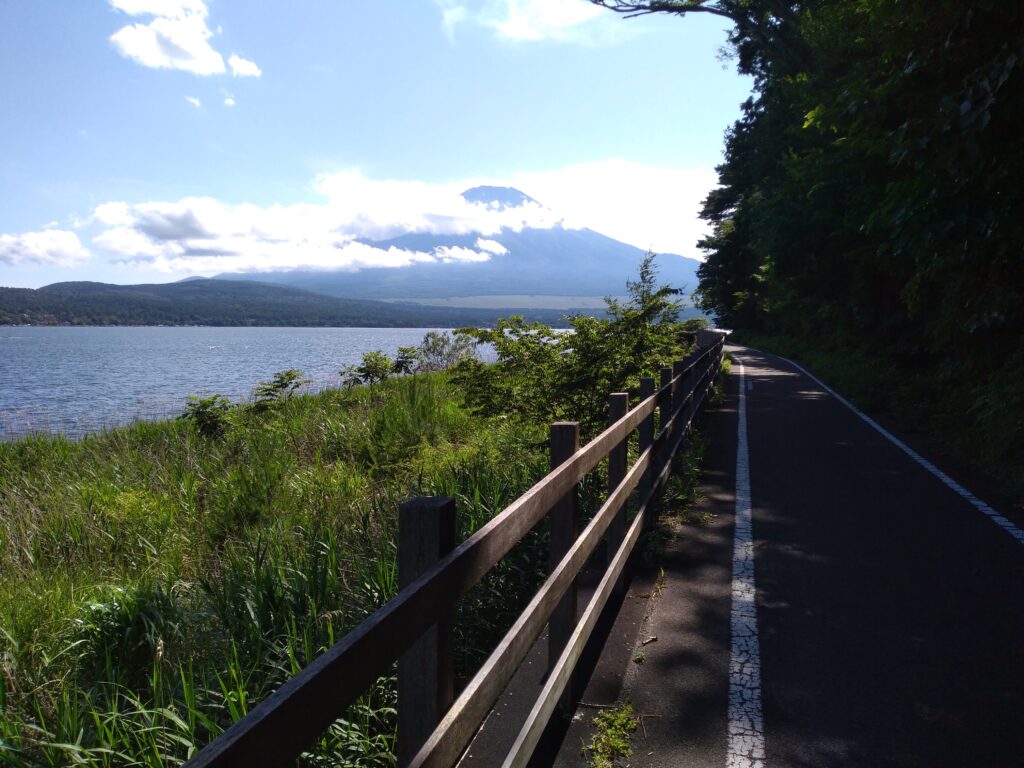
[644,0,1023,493]
[0,279,596,327]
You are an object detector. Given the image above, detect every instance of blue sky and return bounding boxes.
[0,1,751,288]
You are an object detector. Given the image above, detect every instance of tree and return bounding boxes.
[454,253,691,436]
[393,346,421,376]
[587,1,810,82]
[586,1,787,25]
[592,0,1024,485]
[417,331,477,372]
[342,351,394,387]
[180,395,233,438]
[253,369,310,406]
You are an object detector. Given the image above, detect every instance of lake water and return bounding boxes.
[0,327,466,439]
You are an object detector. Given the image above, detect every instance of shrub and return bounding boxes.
[180,395,233,438]
[253,369,310,406]
[454,253,692,436]
[343,351,394,387]
[418,331,477,372]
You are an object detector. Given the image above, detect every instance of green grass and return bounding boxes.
[0,373,548,766]
[0,336,720,766]
[583,703,637,768]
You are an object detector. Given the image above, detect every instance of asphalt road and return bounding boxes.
[585,345,1024,768]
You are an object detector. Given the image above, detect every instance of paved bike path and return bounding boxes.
[590,345,1024,767]
[740,345,1024,767]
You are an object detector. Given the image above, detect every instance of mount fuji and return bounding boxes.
[217,186,702,312]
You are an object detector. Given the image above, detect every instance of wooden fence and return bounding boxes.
[185,335,726,768]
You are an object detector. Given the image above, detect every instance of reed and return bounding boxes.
[0,373,547,767]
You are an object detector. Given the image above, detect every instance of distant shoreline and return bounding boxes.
[0,278,619,329]
[0,321,580,329]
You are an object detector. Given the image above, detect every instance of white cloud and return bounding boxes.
[490,0,605,41]
[310,170,561,240]
[0,230,91,267]
[73,162,714,278]
[185,95,201,107]
[108,0,261,78]
[79,171,567,276]
[91,201,136,227]
[437,0,613,43]
[111,1,207,16]
[84,175,550,274]
[475,238,508,255]
[434,246,493,263]
[440,4,469,42]
[508,159,718,255]
[109,0,224,75]
[223,94,236,106]
[93,225,169,259]
[228,54,261,78]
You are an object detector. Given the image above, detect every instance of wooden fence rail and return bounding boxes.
[185,335,726,768]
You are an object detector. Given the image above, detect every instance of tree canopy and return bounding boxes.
[593,1,1024,490]
[453,253,703,436]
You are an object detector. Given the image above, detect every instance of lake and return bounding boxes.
[0,327,466,439]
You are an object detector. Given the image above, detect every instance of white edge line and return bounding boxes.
[727,359,766,767]
[774,353,1024,545]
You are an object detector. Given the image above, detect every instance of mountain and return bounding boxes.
[0,279,598,327]
[0,187,706,327]
[459,186,539,209]
[217,186,702,307]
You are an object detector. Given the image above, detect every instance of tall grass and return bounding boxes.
[0,373,548,766]
[1,353,714,766]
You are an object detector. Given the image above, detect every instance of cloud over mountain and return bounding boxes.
[0,231,91,267]
[83,172,563,275]
[2,162,714,279]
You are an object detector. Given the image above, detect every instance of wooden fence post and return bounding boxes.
[672,360,686,448]
[658,367,673,496]
[697,350,714,420]
[682,357,697,426]
[398,497,456,767]
[638,377,655,514]
[548,421,580,712]
[673,360,686,412]
[607,393,629,595]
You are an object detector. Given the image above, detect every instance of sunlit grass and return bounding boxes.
[0,372,548,766]
[0,337,713,766]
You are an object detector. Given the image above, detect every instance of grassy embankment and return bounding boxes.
[0,373,551,766]
[1,258,711,766]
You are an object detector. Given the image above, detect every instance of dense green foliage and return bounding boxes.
[455,254,706,436]
[594,1,1023,491]
[0,279,596,328]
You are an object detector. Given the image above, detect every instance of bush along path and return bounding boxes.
[0,255,705,766]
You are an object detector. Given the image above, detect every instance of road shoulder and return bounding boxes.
[553,363,741,767]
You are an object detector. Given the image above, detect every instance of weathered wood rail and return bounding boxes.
[185,335,726,768]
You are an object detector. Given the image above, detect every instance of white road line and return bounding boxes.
[727,359,766,768]
[779,355,1024,545]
